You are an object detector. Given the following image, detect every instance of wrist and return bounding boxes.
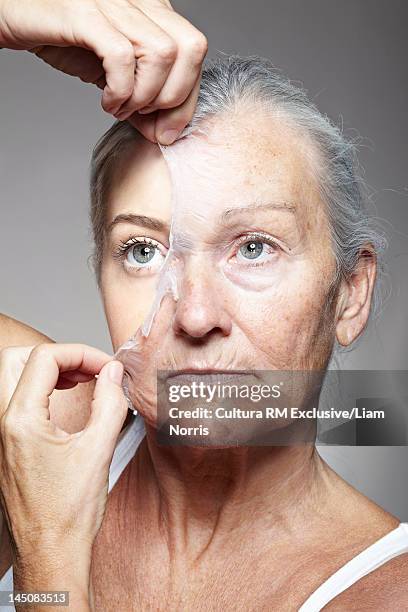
[10,589,90,612]
[12,548,91,608]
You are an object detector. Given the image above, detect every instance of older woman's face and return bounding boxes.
[101,111,339,424]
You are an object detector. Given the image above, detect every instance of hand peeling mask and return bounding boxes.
[112,114,338,428]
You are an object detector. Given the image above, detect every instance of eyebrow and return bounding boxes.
[107,213,169,233]
[107,203,295,234]
[221,202,297,222]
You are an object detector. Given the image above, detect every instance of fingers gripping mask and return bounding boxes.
[114,120,311,429]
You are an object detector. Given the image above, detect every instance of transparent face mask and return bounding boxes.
[114,118,332,444]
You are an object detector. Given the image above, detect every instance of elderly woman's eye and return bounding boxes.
[234,236,279,266]
[239,241,264,260]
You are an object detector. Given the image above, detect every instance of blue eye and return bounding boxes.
[122,239,166,272]
[239,241,264,260]
[129,243,155,264]
[234,235,279,267]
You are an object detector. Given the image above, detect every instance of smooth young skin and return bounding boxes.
[1,113,408,609]
[0,0,208,144]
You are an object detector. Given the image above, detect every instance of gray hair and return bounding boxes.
[90,54,387,321]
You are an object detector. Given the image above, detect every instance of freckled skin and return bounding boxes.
[102,110,338,427]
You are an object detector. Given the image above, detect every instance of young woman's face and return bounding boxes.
[100,112,340,424]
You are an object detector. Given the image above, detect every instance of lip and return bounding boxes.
[165,368,254,375]
[162,368,259,382]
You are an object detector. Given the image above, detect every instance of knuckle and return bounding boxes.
[101,96,114,113]
[1,409,37,442]
[154,39,177,64]
[103,89,130,111]
[127,91,152,109]
[108,40,134,66]
[0,345,29,370]
[30,343,51,361]
[103,84,134,110]
[156,91,186,108]
[1,412,21,440]
[184,32,208,63]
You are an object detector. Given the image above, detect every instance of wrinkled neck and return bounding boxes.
[130,426,332,558]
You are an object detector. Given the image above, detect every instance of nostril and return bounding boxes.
[172,301,232,339]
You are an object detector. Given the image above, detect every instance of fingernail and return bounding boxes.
[107,361,124,385]
[158,129,180,145]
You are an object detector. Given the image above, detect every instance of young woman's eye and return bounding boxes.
[126,243,165,271]
[128,243,156,265]
[116,238,166,273]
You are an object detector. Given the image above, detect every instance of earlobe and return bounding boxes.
[335,282,354,346]
[336,316,357,346]
[335,250,377,347]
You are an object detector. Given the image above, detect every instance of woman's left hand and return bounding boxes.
[0,343,128,603]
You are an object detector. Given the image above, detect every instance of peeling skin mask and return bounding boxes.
[109,109,339,435]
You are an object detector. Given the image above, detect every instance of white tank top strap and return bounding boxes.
[0,565,13,605]
[299,522,408,611]
[108,414,145,492]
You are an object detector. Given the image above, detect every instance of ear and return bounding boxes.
[335,247,377,346]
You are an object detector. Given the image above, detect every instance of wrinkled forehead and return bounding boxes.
[159,113,326,242]
[107,112,326,236]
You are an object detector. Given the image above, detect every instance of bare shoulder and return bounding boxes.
[326,547,408,610]
[315,462,408,609]
[0,312,51,348]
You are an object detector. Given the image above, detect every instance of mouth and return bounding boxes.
[162,368,259,384]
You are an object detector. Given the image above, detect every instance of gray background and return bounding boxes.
[1,1,407,517]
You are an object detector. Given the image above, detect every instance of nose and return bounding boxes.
[172,257,232,340]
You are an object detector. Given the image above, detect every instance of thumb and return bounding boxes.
[83,360,128,448]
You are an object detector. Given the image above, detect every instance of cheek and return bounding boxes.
[233,267,335,368]
[101,263,160,351]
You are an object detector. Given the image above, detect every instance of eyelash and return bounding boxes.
[232,232,282,264]
[234,232,281,252]
[112,232,282,269]
[113,236,163,260]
